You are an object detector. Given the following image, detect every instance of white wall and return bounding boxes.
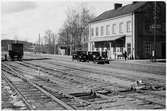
[90,14,132,39]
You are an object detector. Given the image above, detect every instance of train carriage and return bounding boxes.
[8,43,24,61]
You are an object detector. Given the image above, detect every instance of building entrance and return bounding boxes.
[161,42,166,58]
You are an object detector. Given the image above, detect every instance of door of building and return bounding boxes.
[144,41,152,58]
[161,42,166,58]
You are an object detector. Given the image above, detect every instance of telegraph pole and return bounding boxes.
[39,33,41,53]
[153,1,156,62]
[66,28,69,55]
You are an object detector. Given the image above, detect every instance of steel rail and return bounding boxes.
[2,63,75,110]
[31,61,165,97]
[3,62,108,109]
[2,71,34,110]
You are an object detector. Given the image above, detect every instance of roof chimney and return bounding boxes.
[114,3,122,9]
[133,2,138,4]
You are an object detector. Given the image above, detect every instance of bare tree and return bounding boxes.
[35,34,42,53]
[58,4,94,55]
[44,30,57,54]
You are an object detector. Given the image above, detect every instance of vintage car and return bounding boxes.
[88,51,110,64]
[72,50,88,62]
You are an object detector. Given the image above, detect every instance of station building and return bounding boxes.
[88,2,165,59]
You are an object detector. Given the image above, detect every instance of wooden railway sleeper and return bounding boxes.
[2,71,35,110]
[6,62,165,109]
[36,84,105,109]
[2,63,75,110]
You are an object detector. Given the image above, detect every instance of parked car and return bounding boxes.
[72,50,88,62]
[88,51,109,64]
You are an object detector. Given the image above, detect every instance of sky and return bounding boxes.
[1,0,132,43]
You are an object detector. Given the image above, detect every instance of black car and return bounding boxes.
[72,50,88,62]
[88,51,100,62]
[88,51,109,64]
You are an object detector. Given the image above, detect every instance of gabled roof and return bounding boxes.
[90,2,146,23]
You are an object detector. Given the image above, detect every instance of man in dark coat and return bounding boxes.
[124,51,127,61]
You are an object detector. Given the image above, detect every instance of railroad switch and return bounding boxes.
[90,89,97,97]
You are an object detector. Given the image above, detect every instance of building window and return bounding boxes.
[116,47,120,52]
[96,27,99,36]
[91,28,94,36]
[100,26,104,36]
[106,25,110,35]
[119,23,123,33]
[127,21,132,32]
[112,24,116,34]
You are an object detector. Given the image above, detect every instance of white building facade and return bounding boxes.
[88,13,135,59]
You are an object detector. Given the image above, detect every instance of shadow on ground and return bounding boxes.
[22,58,50,61]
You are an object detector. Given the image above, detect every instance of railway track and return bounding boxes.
[19,59,164,89]
[44,61,166,95]
[3,61,166,109]
[2,62,120,109]
[13,61,114,90]
[19,61,165,91]
[9,61,166,109]
[2,63,76,110]
[43,60,165,89]
[46,60,165,82]
[2,76,28,110]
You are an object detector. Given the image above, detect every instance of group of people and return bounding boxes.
[106,50,128,61]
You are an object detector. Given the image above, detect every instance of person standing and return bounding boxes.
[124,50,127,61]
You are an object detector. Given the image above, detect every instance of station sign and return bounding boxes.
[151,24,161,29]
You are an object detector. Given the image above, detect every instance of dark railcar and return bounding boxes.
[8,43,24,60]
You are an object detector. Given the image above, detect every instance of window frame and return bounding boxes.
[119,22,123,33]
[106,25,110,35]
[127,21,132,32]
[100,26,104,36]
[112,24,116,34]
[96,27,99,36]
[91,28,94,36]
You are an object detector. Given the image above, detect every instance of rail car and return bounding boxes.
[8,43,24,61]
[72,50,110,64]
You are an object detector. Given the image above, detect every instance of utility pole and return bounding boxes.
[153,1,156,62]
[66,28,68,55]
[38,33,41,53]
